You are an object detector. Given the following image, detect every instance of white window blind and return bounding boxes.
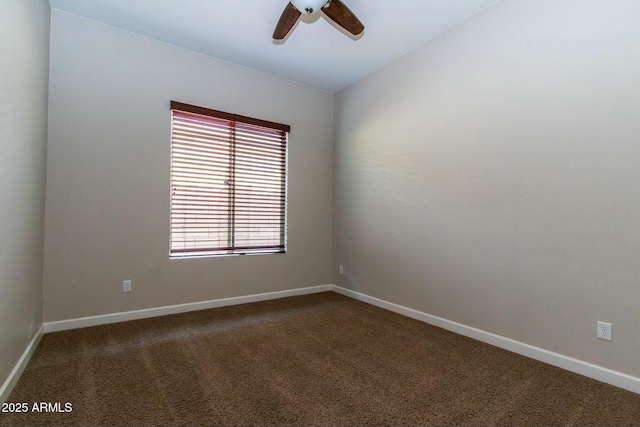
[170,101,289,257]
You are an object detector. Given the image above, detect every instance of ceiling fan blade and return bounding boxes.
[273,2,302,40]
[322,0,364,36]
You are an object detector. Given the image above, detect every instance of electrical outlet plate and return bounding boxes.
[597,321,612,341]
[123,280,132,293]
[339,265,344,275]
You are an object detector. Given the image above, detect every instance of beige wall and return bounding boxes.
[333,0,640,377]
[44,11,333,321]
[0,0,49,389]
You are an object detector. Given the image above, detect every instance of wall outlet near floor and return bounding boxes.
[339,265,344,275]
[597,321,612,341]
[123,280,132,293]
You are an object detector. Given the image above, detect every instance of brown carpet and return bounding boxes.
[2,292,639,427]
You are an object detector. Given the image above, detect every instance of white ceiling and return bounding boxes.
[48,0,500,93]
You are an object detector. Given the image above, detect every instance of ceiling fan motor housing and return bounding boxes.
[290,0,329,15]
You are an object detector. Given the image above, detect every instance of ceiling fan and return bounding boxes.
[273,0,365,40]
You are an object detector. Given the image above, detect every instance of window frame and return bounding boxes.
[169,101,290,259]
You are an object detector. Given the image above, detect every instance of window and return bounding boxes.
[169,101,290,258]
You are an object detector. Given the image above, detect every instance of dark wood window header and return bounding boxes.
[170,101,291,133]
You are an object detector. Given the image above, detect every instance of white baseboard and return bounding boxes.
[0,325,44,404]
[331,285,640,395]
[44,285,333,333]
